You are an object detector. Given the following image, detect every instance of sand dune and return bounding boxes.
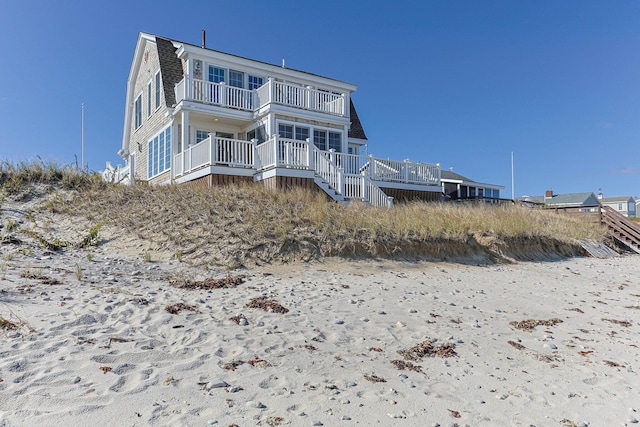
[1,196,639,426]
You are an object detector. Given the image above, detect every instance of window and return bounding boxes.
[208,66,225,83]
[313,130,326,151]
[295,126,309,141]
[155,71,161,109]
[619,203,624,211]
[134,94,142,129]
[147,81,152,117]
[196,130,210,144]
[248,75,263,90]
[247,125,266,143]
[148,126,172,178]
[328,132,341,152]
[278,124,293,139]
[229,70,243,88]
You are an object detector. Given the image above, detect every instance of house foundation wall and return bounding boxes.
[259,176,317,191]
[184,174,253,188]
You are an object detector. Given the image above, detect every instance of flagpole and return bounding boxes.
[511,151,514,200]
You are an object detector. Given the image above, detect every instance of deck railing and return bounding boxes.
[173,135,440,204]
[173,135,255,177]
[175,77,255,111]
[176,76,346,117]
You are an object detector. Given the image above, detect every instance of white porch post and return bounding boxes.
[251,139,258,169]
[404,159,410,183]
[181,110,190,173]
[306,138,313,169]
[369,154,374,179]
[268,77,274,105]
[363,176,368,203]
[342,124,349,153]
[306,86,312,110]
[273,134,279,167]
[220,81,227,107]
[208,132,214,165]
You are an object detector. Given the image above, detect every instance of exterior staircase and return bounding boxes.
[311,146,393,207]
[601,206,640,254]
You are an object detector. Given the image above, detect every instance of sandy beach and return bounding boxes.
[1,198,640,427]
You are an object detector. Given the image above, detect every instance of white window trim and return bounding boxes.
[201,62,266,90]
[147,125,172,179]
[276,119,343,152]
[134,91,143,130]
[147,80,152,118]
[154,70,161,111]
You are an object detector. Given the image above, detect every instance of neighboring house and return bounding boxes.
[440,170,504,201]
[519,190,600,211]
[598,194,637,218]
[114,32,442,206]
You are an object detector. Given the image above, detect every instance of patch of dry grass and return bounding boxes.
[1,161,609,267]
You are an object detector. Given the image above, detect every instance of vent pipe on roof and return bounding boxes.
[201,29,206,48]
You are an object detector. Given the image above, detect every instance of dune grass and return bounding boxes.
[1,161,609,267]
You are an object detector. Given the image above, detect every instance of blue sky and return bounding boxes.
[1,0,638,198]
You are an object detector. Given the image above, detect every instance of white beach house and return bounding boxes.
[112,32,442,206]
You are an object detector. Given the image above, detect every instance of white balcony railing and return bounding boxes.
[175,76,346,117]
[173,135,440,204]
[173,135,255,177]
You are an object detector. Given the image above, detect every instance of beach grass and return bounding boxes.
[1,161,609,266]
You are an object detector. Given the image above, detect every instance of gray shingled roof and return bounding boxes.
[348,102,367,140]
[441,171,474,183]
[520,192,599,207]
[599,196,634,203]
[156,37,184,107]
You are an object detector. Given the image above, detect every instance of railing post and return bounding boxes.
[273,134,279,167]
[268,77,274,104]
[369,154,375,179]
[219,82,227,107]
[306,86,312,110]
[251,138,258,170]
[404,159,410,183]
[363,176,369,203]
[208,133,214,165]
[306,138,313,169]
[337,167,344,196]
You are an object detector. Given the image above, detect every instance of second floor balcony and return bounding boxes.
[174,76,347,117]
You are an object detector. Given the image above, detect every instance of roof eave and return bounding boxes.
[173,40,357,92]
[120,32,156,158]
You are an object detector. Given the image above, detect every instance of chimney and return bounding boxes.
[545,189,553,199]
[598,189,603,199]
[201,29,206,48]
